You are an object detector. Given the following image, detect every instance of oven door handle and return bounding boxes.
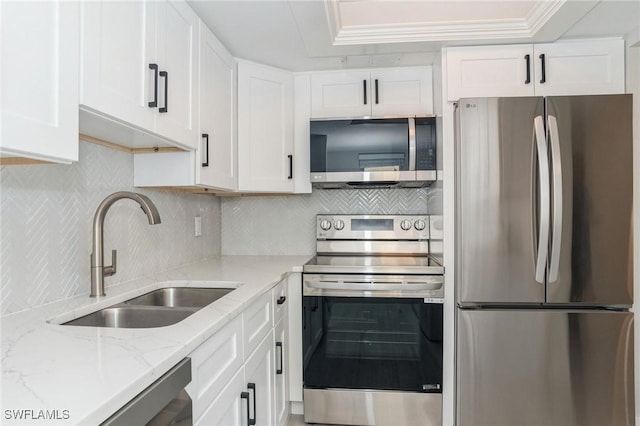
[307,280,443,291]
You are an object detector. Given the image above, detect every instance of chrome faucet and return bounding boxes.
[90,191,161,297]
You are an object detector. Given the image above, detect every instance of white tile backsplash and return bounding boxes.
[1,141,440,314]
[221,187,434,255]
[0,142,221,316]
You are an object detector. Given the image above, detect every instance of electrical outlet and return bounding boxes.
[194,215,202,237]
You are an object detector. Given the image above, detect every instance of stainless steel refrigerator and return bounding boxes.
[455,95,634,426]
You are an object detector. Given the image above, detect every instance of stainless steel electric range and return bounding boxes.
[302,214,444,426]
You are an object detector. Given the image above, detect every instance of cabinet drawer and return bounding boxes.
[187,315,243,420]
[243,290,274,360]
[273,278,288,325]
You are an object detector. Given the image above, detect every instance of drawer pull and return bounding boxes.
[276,342,283,374]
[277,296,286,305]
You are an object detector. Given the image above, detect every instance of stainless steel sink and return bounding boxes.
[62,287,235,328]
[124,287,234,308]
[63,306,196,328]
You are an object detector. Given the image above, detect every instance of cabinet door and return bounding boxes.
[245,331,276,426]
[80,0,156,134]
[188,315,244,421]
[1,0,79,163]
[198,22,237,190]
[310,71,372,118]
[154,0,199,149]
[533,40,625,96]
[274,317,289,426]
[446,45,535,101]
[238,61,294,192]
[371,67,433,116]
[197,367,246,426]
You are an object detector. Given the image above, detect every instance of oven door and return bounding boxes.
[302,274,443,425]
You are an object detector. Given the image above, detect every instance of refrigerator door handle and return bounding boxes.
[548,115,563,283]
[533,116,550,283]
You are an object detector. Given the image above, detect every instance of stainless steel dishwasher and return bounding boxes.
[101,358,192,426]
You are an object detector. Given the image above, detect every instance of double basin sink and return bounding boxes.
[63,287,234,329]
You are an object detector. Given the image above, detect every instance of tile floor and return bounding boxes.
[287,414,335,426]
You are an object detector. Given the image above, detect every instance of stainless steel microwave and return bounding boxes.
[309,117,437,188]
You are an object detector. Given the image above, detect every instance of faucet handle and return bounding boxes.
[104,249,117,277]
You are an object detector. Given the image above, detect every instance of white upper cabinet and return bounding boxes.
[80,1,156,134]
[310,67,433,118]
[198,21,237,190]
[80,0,199,150]
[446,45,535,100]
[446,39,625,100]
[237,60,295,193]
[311,71,372,118]
[532,40,625,97]
[1,0,79,163]
[153,0,199,144]
[134,21,237,191]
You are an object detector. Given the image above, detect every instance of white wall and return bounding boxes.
[0,141,221,316]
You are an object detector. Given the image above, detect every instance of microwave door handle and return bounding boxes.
[408,117,416,171]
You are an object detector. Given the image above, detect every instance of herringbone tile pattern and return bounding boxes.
[0,142,221,316]
[221,187,433,256]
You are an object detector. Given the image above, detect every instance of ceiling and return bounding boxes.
[187,0,640,71]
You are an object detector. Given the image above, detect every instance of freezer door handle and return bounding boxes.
[548,115,563,283]
[533,116,550,283]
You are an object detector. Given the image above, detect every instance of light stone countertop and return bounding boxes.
[1,255,310,425]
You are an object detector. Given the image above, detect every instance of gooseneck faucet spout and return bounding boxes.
[90,191,161,297]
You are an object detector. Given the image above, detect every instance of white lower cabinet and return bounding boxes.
[190,278,290,425]
[197,368,246,426]
[187,315,244,420]
[274,315,289,426]
[244,330,276,425]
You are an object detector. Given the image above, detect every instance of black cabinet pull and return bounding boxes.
[148,64,158,108]
[276,342,283,375]
[277,296,286,305]
[240,391,250,425]
[524,54,531,84]
[539,54,546,84]
[375,79,379,104]
[159,70,168,113]
[288,154,293,179]
[247,383,257,425]
[201,134,209,167]
[312,298,319,312]
[363,80,367,105]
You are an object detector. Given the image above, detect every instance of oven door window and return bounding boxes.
[303,296,442,393]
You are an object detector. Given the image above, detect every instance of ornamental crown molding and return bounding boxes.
[324,0,567,45]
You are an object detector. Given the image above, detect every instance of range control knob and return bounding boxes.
[319,219,332,231]
[334,219,345,231]
[400,219,413,231]
[414,219,427,231]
